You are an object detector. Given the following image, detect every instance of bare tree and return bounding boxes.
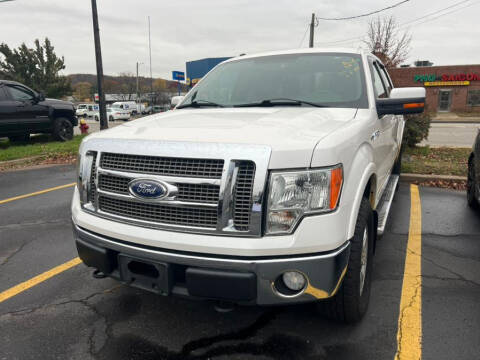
[364,16,411,68]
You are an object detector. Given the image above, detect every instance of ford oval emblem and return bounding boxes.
[128,179,167,200]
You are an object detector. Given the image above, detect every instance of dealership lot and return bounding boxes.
[0,165,479,360]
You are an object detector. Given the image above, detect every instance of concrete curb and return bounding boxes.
[400,173,467,182]
[0,155,44,166]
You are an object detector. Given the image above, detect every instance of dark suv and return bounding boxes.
[0,80,77,142]
[467,129,480,209]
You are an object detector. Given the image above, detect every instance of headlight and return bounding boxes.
[266,165,343,235]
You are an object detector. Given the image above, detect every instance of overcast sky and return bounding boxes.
[0,0,479,79]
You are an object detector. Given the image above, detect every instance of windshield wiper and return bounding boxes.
[176,99,224,109]
[234,98,329,108]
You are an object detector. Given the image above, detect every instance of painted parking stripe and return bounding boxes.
[0,257,82,303]
[394,184,422,360]
[0,183,76,205]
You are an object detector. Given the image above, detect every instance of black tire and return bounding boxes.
[392,146,403,175]
[319,197,374,323]
[53,117,73,141]
[82,113,87,118]
[94,115,99,121]
[8,133,30,142]
[467,157,479,209]
[109,115,114,122]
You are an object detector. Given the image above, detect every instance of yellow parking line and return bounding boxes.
[0,257,82,303]
[0,183,76,205]
[395,184,422,360]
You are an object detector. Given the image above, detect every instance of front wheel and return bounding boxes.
[319,197,374,323]
[109,115,114,122]
[53,117,73,141]
[467,157,479,209]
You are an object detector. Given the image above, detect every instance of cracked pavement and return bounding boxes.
[0,165,479,359]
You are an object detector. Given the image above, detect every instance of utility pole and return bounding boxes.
[90,0,107,130]
[309,13,315,48]
[148,16,153,105]
[136,62,139,106]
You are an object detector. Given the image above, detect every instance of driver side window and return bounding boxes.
[7,85,35,102]
[371,63,388,99]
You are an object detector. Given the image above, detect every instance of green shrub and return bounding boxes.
[402,112,432,148]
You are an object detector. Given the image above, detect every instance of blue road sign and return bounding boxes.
[172,71,185,81]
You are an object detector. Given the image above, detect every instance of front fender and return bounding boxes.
[345,144,376,239]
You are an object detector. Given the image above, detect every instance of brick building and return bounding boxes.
[389,65,480,113]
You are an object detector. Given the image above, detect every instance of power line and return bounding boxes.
[316,0,410,21]
[298,23,310,47]
[315,0,477,45]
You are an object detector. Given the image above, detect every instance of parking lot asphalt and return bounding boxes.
[0,165,479,360]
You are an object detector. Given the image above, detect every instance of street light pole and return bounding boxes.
[136,62,139,105]
[90,0,108,130]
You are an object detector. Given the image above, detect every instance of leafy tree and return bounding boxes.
[0,38,71,98]
[72,82,92,102]
[364,16,411,68]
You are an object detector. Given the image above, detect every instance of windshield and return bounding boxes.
[77,105,87,109]
[180,53,368,108]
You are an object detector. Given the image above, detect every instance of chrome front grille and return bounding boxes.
[100,153,224,179]
[99,196,218,228]
[87,152,97,205]
[98,174,220,204]
[79,140,271,237]
[233,161,256,231]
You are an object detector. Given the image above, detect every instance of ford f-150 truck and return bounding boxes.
[72,49,425,323]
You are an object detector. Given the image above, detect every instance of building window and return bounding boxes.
[467,90,480,106]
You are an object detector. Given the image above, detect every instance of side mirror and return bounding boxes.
[376,87,425,116]
[36,92,46,102]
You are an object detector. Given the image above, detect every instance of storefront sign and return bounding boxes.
[415,73,479,82]
[424,81,470,86]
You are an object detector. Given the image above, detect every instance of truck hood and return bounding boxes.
[88,107,357,168]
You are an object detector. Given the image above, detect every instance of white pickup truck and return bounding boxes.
[72,49,425,323]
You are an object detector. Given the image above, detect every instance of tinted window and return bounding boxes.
[181,53,368,108]
[7,85,35,101]
[0,86,8,101]
[371,63,387,98]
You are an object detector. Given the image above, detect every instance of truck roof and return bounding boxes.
[224,48,369,64]
[0,80,24,86]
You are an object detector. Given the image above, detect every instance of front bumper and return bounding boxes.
[73,223,350,305]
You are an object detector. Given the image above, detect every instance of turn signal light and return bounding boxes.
[330,167,343,209]
[403,102,424,109]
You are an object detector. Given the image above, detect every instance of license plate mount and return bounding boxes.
[118,254,172,295]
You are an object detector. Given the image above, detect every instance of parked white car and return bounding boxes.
[73,49,425,323]
[111,101,141,115]
[106,107,130,121]
[75,104,91,117]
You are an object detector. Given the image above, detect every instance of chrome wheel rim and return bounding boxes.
[359,227,368,296]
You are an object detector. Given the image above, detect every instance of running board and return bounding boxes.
[377,174,399,235]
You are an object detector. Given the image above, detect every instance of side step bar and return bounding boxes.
[376,174,399,235]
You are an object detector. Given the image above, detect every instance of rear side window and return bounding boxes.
[0,86,8,101]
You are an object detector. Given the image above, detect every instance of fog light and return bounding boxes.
[282,271,306,291]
